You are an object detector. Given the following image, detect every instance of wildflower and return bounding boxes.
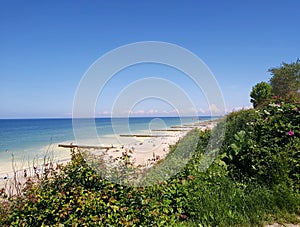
[273,96,278,100]
[269,103,281,108]
[287,130,295,136]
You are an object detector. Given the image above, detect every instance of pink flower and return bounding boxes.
[287,130,295,136]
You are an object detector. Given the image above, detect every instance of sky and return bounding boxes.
[0,0,300,118]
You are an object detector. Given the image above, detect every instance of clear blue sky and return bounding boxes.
[1,0,299,118]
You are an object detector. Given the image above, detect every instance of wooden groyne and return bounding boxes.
[151,129,189,132]
[170,126,195,128]
[58,144,116,149]
[119,134,175,138]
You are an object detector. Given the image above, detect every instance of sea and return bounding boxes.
[0,116,213,176]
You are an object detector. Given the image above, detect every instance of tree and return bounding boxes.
[269,60,300,100]
[250,82,272,108]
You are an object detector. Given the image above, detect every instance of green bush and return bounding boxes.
[221,101,300,190]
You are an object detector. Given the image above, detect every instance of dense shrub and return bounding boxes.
[221,100,300,190]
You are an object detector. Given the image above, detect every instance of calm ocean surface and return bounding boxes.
[0,116,212,175]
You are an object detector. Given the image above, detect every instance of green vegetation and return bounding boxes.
[0,61,299,226]
[250,82,272,108]
[250,60,300,108]
[269,60,300,101]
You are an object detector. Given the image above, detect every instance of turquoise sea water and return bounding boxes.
[0,116,213,175]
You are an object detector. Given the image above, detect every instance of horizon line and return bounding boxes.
[0,115,222,120]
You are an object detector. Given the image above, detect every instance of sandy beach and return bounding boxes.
[0,120,217,194]
[88,120,217,167]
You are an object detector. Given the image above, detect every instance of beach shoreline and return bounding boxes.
[101,119,217,167]
[0,119,218,194]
